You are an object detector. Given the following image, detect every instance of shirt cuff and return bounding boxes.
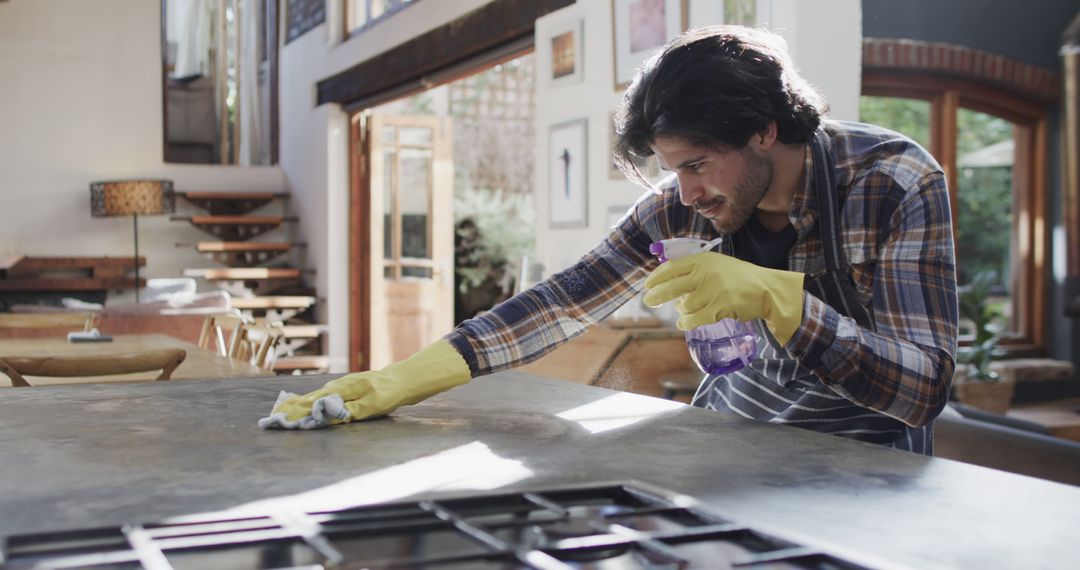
[443,330,481,377]
[786,292,839,371]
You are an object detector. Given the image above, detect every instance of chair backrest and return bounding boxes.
[0,349,187,387]
[197,313,250,356]
[228,323,283,371]
[0,313,99,332]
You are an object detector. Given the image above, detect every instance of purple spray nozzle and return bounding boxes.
[649,237,724,263]
[649,242,667,263]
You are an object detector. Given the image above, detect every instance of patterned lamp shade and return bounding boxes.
[89,179,175,217]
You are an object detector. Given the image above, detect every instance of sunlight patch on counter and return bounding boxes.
[556,392,684,434]
[179,442,533,520]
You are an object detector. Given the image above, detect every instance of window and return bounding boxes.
[860,73,1049,354]
[346,0,416,36]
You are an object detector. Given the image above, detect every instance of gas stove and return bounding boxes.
[1,482,876,569]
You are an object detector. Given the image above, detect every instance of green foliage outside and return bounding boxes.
[858,96,931,149]
[453,182,535,295]
[859,97,1015,328]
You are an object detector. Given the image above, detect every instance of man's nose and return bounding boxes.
[677,174,702,207]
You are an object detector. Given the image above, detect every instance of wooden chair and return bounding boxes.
[197,313,251,357]
[0,312,99,332]
[0,349,187,387]
[228,323,283,371]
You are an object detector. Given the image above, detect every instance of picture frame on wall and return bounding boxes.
[686,0,768,29]
[548,19,584,87]
[549,119,588,228]
[611,0,685,89]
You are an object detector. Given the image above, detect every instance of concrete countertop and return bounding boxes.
[0,372,1077,569]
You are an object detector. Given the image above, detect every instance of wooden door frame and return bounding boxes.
[344,0,567,371]
[349,113,371,371]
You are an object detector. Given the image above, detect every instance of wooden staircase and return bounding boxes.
[172,191,329,375]
[191,241,303,267]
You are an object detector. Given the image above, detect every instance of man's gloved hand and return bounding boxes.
[262,339,470,429]
[643,252,805,345]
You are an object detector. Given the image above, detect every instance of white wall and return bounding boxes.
[279,0,493,371]
[531,0,861,277]
[0,0,491,369]
[0,0,285,304]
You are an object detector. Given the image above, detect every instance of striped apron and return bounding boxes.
[692,130,933,454]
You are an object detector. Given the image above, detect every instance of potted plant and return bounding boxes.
[453,186,535,321]
[952,271,1013,413]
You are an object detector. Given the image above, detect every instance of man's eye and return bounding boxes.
[689,162,705,172]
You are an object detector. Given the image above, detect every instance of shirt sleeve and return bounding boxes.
[444,189,684,377]
[787,170,958,427]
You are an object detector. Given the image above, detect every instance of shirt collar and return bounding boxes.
[788,139,819,241]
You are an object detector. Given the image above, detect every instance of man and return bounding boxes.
[262,26,958,455]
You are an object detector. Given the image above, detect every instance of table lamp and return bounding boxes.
[89,179,175,302]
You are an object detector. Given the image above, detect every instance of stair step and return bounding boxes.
[182,241,305,268]
[177,191,288,215]
[184,268,304,280]
[172,215,298,240]
[180,191,288,200]
[233,295,316,322]
[277,324,327,338]
[232,296,316,310]
[196,242,296,252]
[273,355,331,373]
[185,215,296,225]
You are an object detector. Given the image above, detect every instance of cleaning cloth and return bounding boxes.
[259,390,351,430]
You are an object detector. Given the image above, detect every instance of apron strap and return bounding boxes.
[810,129,844,273]
[807,128,877,332]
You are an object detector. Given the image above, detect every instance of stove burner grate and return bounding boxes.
[0,483,878,569]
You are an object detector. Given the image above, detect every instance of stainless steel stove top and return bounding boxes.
[1,483,874,569]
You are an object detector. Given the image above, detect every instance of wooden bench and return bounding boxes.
[0,256,143,291]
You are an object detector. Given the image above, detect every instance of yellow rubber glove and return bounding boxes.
[273,339,471,425]
[643,252,806,345]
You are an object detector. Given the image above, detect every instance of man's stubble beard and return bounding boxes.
[705,149,774,234]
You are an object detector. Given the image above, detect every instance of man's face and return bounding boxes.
[650,136,773,234]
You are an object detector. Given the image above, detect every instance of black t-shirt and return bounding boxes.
[731,214,797,270]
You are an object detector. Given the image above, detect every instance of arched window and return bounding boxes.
[860,40,1059,354]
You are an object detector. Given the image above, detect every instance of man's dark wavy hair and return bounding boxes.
[614,25,827,190]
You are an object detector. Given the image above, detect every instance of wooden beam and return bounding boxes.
[316,0,572,107]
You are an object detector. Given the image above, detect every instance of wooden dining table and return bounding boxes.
[0,333,267,386]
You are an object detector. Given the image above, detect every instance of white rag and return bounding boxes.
[258,390,352,430]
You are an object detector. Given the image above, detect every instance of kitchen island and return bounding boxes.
[0,372,1077,569]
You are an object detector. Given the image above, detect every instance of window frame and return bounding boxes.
[862,72,1049,355]
[345,0,418,39]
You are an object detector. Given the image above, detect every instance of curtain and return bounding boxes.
[238,0,264,165]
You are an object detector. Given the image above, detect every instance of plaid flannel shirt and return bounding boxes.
[446,120,958,428]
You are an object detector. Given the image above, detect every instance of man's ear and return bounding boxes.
[755,121,779,151]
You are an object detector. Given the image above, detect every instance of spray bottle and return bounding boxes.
[649,238,758,375]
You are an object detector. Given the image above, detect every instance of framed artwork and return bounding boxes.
[608,112,662,181]
[549,119,588,228]
[285,0,326,44]
[611,0,685,89]
[687,0,769,29]
[548,19,584,87]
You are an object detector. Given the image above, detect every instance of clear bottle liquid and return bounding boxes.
[649,238,758,375]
